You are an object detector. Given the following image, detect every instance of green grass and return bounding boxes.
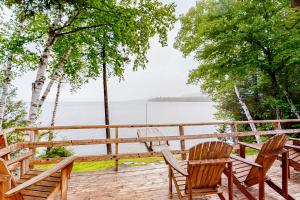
[36,149,259,173]
[246,148,259,155]
[35,157,163,172]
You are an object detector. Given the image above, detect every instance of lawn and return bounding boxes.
[35,147,258,172]
[35,157,164,172]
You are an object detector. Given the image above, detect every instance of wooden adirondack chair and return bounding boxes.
[162,141,233,200]
[227,134,294,200]
[0,155,76,200]
[285,138,300,172]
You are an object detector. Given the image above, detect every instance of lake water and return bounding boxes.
[39,101,218,155]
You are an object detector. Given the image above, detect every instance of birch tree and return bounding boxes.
[283,89,300,119]
[25,0,176,126]
[0,1,35,128]
[45,79,62,155]
[175,0,300,128]
[234,85,260,143]
[38,47,73,110]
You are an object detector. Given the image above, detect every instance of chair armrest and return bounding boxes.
[0,144,19,157]
[285,144,300,151]
[5,156,77,197]
[231,155,262,168]
[189,158,232,166]
[162,149,188,176]
[289,138,300,142]
[5,152,34,166]
[238,142,262,150]
[261,148,288,158]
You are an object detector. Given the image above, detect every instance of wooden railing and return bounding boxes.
[0,119,300,172]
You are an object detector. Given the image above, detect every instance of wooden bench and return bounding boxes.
[0,154,76,200]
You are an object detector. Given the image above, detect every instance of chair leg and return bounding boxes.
[224,170,256,200]
[218,193,226,200]
[258,167,265,200]
[168,166,172,193]
[266,179,295,200]
[187,176,192,200]
[282,151,289,198]
[227,162,233,200]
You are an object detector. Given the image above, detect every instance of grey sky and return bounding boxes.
[13,1,200,102]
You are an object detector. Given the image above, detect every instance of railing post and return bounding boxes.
[114,128,119,172]
[179,126,186,160]
[29,130,38,169]
[273,122,282,130]
[230,123,238,144]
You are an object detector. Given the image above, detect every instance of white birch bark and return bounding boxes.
[46,80,62,154]
[283,89,300,119]
[38,47,73,111]
[51,80,62,127]
[0,6,25,128]
[234,85,260,143]
[28,34,56,125]
[28,12,78,125]
[0,54,13,128]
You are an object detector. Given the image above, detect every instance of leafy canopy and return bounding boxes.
[175,0,300,121]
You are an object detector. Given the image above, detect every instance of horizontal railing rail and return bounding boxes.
[0,119,299,171]
[4,119,300,132]
[17,129,300,148]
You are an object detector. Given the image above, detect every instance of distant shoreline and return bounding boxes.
[148,96,211,102]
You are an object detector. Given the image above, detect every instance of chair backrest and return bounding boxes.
[0,158,22,199]
[0,133,10,160]
[245,134,288,186]
[187,141,233,190]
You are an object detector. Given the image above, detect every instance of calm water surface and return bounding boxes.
[39,101,218,155]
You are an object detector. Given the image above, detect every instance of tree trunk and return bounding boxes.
[0,53,13,129]
[269,72,282,122]
[291,0,300,7]
[101,48,112,155]
[283,89,300,119]
[46,80,62,154]
[0,4,25,128]
[234,85,260,143]
[38,47,73,111]
[28,34,56,125]
[51,81,62,127]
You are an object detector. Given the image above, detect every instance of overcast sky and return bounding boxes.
[12,0,200,102]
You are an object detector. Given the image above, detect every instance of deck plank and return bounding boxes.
[66,160,300,200]
[137,128,170,152]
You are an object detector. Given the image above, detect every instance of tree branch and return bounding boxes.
[53,10,81,33]
[56,23,109,37]
[285,18,300,30]
[273,56,291,73]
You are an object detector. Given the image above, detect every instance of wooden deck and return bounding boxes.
[67,161,300,200]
